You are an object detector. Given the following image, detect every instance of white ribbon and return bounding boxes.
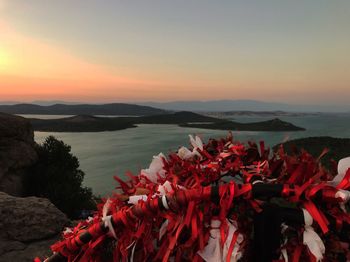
[159,219,169,240]
[189,135,204,151]
[63,227,73,235]
[177,146,201,160]
[335,189,350,203]
[178,146,193,160]
[281,248,288,262]
[302,209,325,262]
[329,157,350,186]
[161,195,170,210]
[179,134,204,160]
[128,181,175,206]
[197,220,222,262]
[280,223,289,262]
[326,157,350,211]
[124,240,136,262]
[198,219,243,262]
[141,153,167,183]
[127,195,148,205]
[158,180,173,195]
[102,198,117,239]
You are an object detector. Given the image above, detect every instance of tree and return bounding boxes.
[27,136,95,218]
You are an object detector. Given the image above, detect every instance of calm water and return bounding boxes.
[33,114,350,196]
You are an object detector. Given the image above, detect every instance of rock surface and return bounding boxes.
[0,236,61,262]
[0,113,38,196]
[0,192,69,261]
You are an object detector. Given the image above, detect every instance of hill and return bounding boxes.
[274,136,350,167]
[30,115,136,132]
[29,112,305,132]
[205,111,318,118]
[0,103,167,116]
[181,118,305,131]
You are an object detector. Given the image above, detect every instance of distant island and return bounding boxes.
[28,111,305,132]
[0,103,168,116]
[29,112,220,132]
[180,117,305,131]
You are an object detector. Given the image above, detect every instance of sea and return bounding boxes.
[23,113,350,196]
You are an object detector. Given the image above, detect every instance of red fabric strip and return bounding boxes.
[184,201,195,227]
[303,201,329,234]
[226,231,239,262]
[292,245,303,262]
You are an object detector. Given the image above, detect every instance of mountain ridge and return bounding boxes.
[1,100,349,113]
[137,99,350,113]
[0,103,168,116]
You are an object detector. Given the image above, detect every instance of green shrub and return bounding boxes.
[27,136,95,218]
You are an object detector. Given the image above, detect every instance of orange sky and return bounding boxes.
[0,1,349,105]
[0,21,244,102]
[0,20,163,101]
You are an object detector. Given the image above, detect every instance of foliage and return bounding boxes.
[27,136,95,218]
[274,136,350,169]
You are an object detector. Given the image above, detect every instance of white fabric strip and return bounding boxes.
[141,153,167,183]
[102,215,117,239]
[335,189,350,202]
[102,198,117,239]
[189,135,204,151]
[159,220,169,240]
[162,195,170,210]
[329,157,350,186]
[280,223,289,262]
[302,208,325,262]
[302,208,313,227]
[130,241,137,262]
[198,219,243,262]
[128,195,148,205]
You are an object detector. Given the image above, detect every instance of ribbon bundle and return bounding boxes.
[37,134,350,262]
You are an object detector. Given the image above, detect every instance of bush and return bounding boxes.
[27,136,95,218]
[273,136,350,170]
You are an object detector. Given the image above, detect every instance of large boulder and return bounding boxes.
[0,192,70,261]
[0,113,38,196]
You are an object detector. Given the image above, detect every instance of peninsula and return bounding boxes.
[180,117,305,131]
[0,103,168,116]
[29,112,305,132]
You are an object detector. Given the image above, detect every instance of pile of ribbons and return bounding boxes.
[37,134,350,262]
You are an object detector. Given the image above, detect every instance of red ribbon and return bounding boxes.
[303,201,329,234]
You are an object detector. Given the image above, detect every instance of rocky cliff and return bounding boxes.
[0,192,69,261]
[0,113,70,261]
[0,113,38,196]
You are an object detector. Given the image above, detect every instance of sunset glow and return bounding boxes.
[0,45,12,73]
[0,0,349,106]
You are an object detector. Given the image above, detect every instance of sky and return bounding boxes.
[0,0,349,106]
